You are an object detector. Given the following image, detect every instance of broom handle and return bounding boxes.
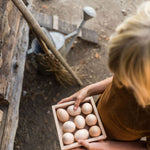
[11,0,83,86]
[31,28,53,61]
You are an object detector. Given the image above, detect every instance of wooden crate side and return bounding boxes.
[1,17,29,150]
[0,0,21,101]
[90,97,107,139]
[52,105,64,150]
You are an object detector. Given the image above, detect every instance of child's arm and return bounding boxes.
[58,76,113,109]
[73,140,147,150]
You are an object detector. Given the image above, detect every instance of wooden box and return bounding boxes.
[52,96,107,150]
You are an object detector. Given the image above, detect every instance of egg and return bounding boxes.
[74,129,89,141]
[74,115,85,129]
[62,133,74,145]
[89,125,101,137]
[85,114,97,126]
[63,121,76,133]
[81,103,92,115]
[56,108,69,122]
[67,105,81,116]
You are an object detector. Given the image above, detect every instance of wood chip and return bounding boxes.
[95,52,100,58]
[128,1,132,4]
[42,5,48,9]
[80,60,86,64]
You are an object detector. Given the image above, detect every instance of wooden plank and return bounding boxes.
[58,19,77,34]
[0,0,30,149]
[33,10,53,29]
[81,28,99,44]
[1,17,29,150]
[0,0,10,100]
[53,15,59,30]
[0,0,21,101]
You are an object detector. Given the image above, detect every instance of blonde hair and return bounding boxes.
[108,1,150,107]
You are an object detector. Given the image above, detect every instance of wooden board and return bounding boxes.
[52,97,107,150]
[0,0,21,101]
[1,17,29,150]
[58,18,77,34]
[0,0,30,149]
[32,10,53,29]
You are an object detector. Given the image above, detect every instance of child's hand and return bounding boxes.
[72,140,147,150]
[71,140,110,150]
[71,140,95,150]
[57,88,88,110]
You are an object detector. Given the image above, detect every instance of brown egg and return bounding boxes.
[85,114,97,126]
[89,125,101,137]
[74,129,89,141]
[74,115,85,129]
[62,133,74,145]
[67,105,81,116]
[56,108,69,122]
[81,103,92,115]
[63,121,76,133]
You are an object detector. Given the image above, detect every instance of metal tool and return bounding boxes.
[28,6,96,57]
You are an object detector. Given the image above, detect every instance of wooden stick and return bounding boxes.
[11,0,83,86]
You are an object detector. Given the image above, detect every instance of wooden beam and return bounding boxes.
[1,14,29,150]
[0,0,21,101]
[0,0,30,149]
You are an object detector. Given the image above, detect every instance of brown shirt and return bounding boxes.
[97,76,150,147]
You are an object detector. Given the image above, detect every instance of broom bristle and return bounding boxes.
[39,54,82,86]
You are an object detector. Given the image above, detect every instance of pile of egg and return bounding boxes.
[56,102,101,145]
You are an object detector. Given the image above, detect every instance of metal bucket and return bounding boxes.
[28,30,66,75]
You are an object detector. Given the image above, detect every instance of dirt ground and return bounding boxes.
[14,0,146,150]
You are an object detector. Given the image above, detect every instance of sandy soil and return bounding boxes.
[14,0,146,150]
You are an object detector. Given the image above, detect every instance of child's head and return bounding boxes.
[108,1,150,107]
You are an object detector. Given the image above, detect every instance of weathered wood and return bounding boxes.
[1,16,29,150]
[58,18,77,34]
[81,28,99,44]
[11,0,83,86]
[0,0,30,149]
[0,0,21,101]
[33,10,53,29]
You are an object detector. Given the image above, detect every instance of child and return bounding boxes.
[58,1,150,150]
